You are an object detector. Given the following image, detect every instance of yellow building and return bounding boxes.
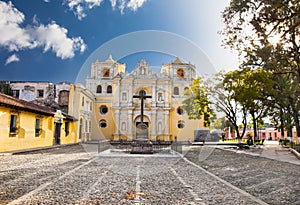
[0,93,77,152]
[68,83,94,142]
[85,55,204,141]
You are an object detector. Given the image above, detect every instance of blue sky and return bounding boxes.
[0,0,238,83]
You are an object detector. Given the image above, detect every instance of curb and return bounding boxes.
[289,148,300,159]
[1,143,79,155]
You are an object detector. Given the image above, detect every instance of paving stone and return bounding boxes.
[0,144,298,204]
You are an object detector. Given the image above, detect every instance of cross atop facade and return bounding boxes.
[133,90,152,123]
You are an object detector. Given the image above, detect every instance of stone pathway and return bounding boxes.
[186,146,300,205]
[0,144,299,204]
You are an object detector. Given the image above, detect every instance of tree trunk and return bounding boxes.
[250,109,258,141]
[291,104,300,141]
[279,109,285,139]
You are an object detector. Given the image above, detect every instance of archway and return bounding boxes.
[134,115,150,140]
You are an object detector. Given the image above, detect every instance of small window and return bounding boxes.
[99,119,107,128]
[13,90,20,98]
[65,121,70,136]
[121,122,126,131]
[177,107,184,115]
[58,90,69,106]
[99,105,108,114]
[37,90,44,98]
[35,118,41,136]
[122,92,127,101]
[82,97,84,106]
[10,114,18,134]
[85,120,88,132]
[107,85,112,94]
[174,87,179,95]
[177,120,185,129]
[96,85,102,93]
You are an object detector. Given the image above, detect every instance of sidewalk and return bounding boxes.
[221,140,300,165]
[0,143,79,155]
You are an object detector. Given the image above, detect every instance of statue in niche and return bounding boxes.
[102,68,110,77]
[177,68,185,78]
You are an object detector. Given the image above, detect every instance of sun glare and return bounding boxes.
[268,33,281,45]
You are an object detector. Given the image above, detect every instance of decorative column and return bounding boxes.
[127,109,133,140]
[151,110,157,140]
[165,81,169,108]
[128,83,133,107]
[152,83,156,107]
[115,80,120,107]
[164,111,170,140]
[114,109,120,140]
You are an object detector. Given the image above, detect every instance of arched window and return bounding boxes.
[107,85,112,93]
[96,85,102,93]
[177,68,185,78]
[177,120,185,129]
[99,119,107,128]
[177,107,184,115]
[174,87,179,95]
[139,90,146,97]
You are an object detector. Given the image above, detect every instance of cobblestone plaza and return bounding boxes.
[0,144,299,205]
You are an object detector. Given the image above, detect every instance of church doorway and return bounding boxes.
[134,115,150,140]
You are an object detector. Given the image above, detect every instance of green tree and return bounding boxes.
[212,117,226,130]
[222,0,300,137]
[227,68,274,140]
[209,72,248,141]
[182,77,212,127]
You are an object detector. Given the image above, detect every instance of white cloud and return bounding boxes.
[5,54,20,65]
[32,22,86,59]
[0,1,86,60]
[66,0,147,19]
[110,0,116,8]
[0,1,34,51]
[65,0,103,20]
[127,0,146,12]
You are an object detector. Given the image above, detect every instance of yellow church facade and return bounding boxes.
[86,56,204,142]
[0,55,204,153]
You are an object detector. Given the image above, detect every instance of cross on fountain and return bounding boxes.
[133,90,152,124]
[131,90,153,154]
